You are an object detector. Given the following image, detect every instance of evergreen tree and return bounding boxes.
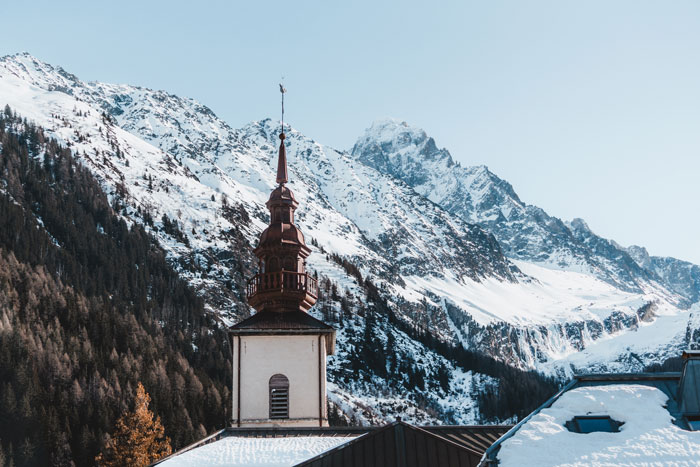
[95,383,171,467]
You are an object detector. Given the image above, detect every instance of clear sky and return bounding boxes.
[2,1,699,263]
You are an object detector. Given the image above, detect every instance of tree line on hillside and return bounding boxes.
[0,107,232,466]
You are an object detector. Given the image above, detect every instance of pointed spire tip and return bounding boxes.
[276,136,288,185]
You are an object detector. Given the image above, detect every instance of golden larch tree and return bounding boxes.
[96,382,172,466]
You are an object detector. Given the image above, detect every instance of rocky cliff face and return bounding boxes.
[626,245,700,304]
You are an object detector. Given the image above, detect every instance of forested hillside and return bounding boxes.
[0,108,232,466]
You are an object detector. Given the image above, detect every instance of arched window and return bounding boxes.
[283,256,295,272]
[269,374,289,419]
[266,257,280,273]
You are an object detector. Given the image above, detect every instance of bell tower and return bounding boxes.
[229,86,335,428]
[246,130,317,314]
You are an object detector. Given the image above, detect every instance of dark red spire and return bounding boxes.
[245,85,317,314]
[276,132,288,185]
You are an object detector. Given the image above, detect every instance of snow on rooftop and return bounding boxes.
[159,436,355,467]
[497,384,700,466]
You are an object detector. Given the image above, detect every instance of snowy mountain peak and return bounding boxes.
[626,245,652,269]
[350,117,699,306]
[0,52,82,93]
[352,119,455,175]
[569,218,593,234]
[361,118,430,148]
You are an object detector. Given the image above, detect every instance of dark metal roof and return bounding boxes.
[229,310,334,334]
[422,425,511,455]
[295,421,487,467]
[220,427,370,437]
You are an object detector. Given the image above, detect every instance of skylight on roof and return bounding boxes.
[565,415,623,434]
[686,416,700,431]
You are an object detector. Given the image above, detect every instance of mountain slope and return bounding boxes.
[0,53,517,297]
[0,52,697,394]
[626,244,700,304]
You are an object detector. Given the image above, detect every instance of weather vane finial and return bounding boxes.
[279,81,287,137]
[276,82,289,185]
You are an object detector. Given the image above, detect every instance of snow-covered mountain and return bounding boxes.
[1,53,698,421]
[352,119,696,303]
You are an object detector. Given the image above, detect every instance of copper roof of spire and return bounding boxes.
[243,84,320,317]
[276,132,288,185]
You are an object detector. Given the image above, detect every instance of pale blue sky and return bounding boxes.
[2,1,699,263]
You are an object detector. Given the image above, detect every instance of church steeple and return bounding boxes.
[246,85,317,314]
[229,85,334,429]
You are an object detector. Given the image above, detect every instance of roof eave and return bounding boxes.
[575,372,682,382]
[228,328,336,354]
[228,328,335,335]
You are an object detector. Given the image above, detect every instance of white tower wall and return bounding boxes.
[231,334,329,427]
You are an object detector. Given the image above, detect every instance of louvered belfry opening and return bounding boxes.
[269,374,290,419]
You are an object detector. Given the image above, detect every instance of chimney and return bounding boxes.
[679,350,700,416]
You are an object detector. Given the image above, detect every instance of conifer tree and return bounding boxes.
[95,383,172,467]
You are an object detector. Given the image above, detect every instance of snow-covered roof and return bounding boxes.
[492,376,700,466]
[158,435,355,467]
[154,424,512,467]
